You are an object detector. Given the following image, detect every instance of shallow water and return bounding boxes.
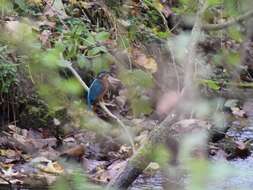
[211,157,253,190]
[130,172,164,190]
[130,99,253,190]
[130,157,253,190]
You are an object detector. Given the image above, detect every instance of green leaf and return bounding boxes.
[152,145,170,166]
[179,0,190,4]
[120,69,153,89]
[14,0,27,11]
[131,95,153,116]
[87,46,107,56]
[77,55,89,68]
[83,34,96,46]
[228,27,242,42]
[52,176,69,190]
[212,53,223,65]
[224,0,239,16]
[91,55,110,74]
[95,31,110,42]
[200,79,220,90]
[58,79,82,95]
[207,0,222,6]
[0,0,13,14]
[41,49,61,68]
[156,31,171,38]
[117,35,130,49]
[226,52,240,65]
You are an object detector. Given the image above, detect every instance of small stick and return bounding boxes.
[0,175,12,188]
[100,102,136,152]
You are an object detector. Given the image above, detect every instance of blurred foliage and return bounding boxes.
[200,79,220,91]
[0,0,14,15]
[53,169,103,190]
[0,64,17,93]
[120,69,153,116]
[0,0,253,190]
[224,0,239,16]
[57,18,112,74]
[152,145,170,166]
[0,46,17,93]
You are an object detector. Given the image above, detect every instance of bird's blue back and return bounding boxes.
[87,79,104,109]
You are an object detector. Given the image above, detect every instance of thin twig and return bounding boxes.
[0,175,12,188]
[184,0,207,89]
[167,45,180,92]
[27,63,35,84]
[100,102,136,152]
[202,9,253,31]
[180,9,253,31]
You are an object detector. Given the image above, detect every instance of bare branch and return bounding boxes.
[180,9,253,31]
[202,9,253,31]
[184,0,207,89]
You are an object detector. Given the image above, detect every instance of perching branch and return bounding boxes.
[60,59,136,152]
[180,9,253,31]
[202,9,253,31]
[100,102,136,152]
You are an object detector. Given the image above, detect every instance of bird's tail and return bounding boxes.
[87,90,92,110]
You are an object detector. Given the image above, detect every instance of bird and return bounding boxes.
[87,71,110,110]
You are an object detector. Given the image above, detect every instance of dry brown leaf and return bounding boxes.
[115,89,128,108]
[0,149,19,158]
[145,162,160,174]
[119,145,132,158]
[27,0,42,4]
[44,0,68,19]
[156,91,180,115]
[37,161,64,175]
[235,141,247,150]
[92,167,110,183]
[0,164,17,177]
[61,144,85,158]
[234,141,251,158]
[231,107,247,118]
[37,19,56,28]
[8,125,22,134]
[132,49,157,73]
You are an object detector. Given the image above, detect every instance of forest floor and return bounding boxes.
[1,0,253,190]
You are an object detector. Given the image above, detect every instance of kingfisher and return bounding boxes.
[87,71,110,110]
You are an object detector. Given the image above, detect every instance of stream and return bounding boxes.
[130,157,253,190]
[130,99,253,190]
